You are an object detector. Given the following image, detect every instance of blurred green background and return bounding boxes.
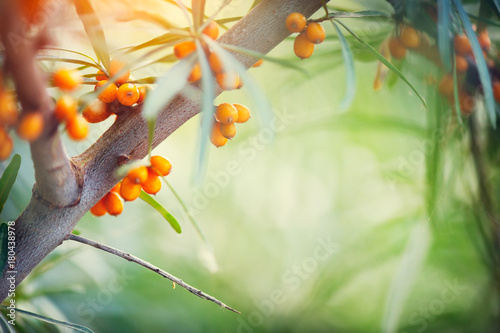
[1,0,500,332]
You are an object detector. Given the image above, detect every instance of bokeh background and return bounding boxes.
[1,0,499,332]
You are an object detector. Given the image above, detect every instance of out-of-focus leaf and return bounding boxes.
[468,13,500,28]
[328,10,391,19]
[42,47,99,66]
[120,10,180,30]
[332,21,356,110]
[37,55,101,69]
[128,77,158,84]
[124,34,184,55]
[215,16,243,25]
[139,191,182,234]
[73,0,111,70]
[452,54,464,126]
[250,0,262,9]
[0,154,21,215]
[192,0,205,30]
[438,0,452,71]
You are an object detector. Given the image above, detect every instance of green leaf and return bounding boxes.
[42,47,100,66]
[192,0,205,30]
[0,154,21,215]
[332,21,356,110]
[215,16,243,25]
[452,54,464,127]
[437,0,452,71]
[37,55,101,69]
[328,10,391,19]
[0,223,8,274]
[73,0,111,70]
[334,19,427,110]
[123,10,179,30]
[123,34,185,54]
[0,306,94,333]
[139,191,182,234]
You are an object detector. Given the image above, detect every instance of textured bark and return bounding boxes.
[0,0,328,301]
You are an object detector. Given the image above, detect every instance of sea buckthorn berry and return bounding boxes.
[210,122,228,147]
[127,166,148,184]
[55,95,77,122]
[306,23,326,44]
[0,129,13,161]
[17,111,44,142]
[0,92,18,127]
[53,68,82,91]
[109,59,130,84]
[294,32,315,59]
[120,177,142,201]
[104,192,123,216]
[454,34,472,55]
[188,63,202,82]
[493,82,500,103]
[215,103,238,125]
[286,12,306,33]
[478,31,491,50]
[83,100,112,123]
[137,86,149,104]
[399,26,420,48]
[389,37,407,59]
[233,104,250,123]
[208,52,224,74]
[174,41,196,59]
[95,80,118,103]
[438,74,454,98]
[459,92,475,116]
[96,70,108,81]
[110,183,121,193]
[455,55,468,73]
[66,114,89,141]
[202,21,219,40]
[216,72,240,91]
[219,123,236,139]
[117,83,140,106]
[150,155,172,177]
[253,59,263,67]
[90,197,107,217]
[142,172,161,195]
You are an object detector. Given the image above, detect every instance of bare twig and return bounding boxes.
[66,234,239,313]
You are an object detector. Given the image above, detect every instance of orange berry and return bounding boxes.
[389,37,407,59]
[54,95,77,122]
[0,91,18,127]
[210,122,228,147]
[90,197,107,217]
[188,63,202,82]
[104,192,124,216]
[493,82,500,104]
[96,70,108,81]
[215,103,238,125]
[141,172,161,195]
[438,74,454,98]
[216,72,240,91]
[95,80,118,103]
[117,83,139,106]
[174,41,196,59]
[286,13,306,33]
[294,32,314,59]
[137,86,149,104]
[109,59,130,85]
[208,52,224,74]
[252,59,264,67]
[53,68,82,91]
[202,21,219,40]
[127,166,148,184]
[120,176,142,201]
[0,128,13,161]
[66,114,89,141]
[233,104,250,123]
[17,112,44,142]
[306,23,325,44]
[455,55,468,73]
[83,100,112,123]
[219,122,236,139]
[110,182,121,193]
[478,31,491,50]
[399,26,420,48]
[454,34,472,55]
[459,92,475,116]
[150,155,172,176]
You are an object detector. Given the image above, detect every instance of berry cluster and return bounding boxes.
[90,155,172,217]
[0,88,20,161]
[210,103,251,147]
[388,25,422,60]
[286,13,326,60]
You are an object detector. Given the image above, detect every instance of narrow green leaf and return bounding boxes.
[42,47,99,66]
[123,34,185,54]
[0,223,8,274]
[192,0,205,30]
[37,55,101,69]
[332,21,356,110]
[0,154,21,215]
[0,306,94,333]
[250,0,262,9]
[215,16,243,25]
[124,10,179,30]
[0,313,12,333]
[328,10,391,19]
[453,0,496,127]
[437,0,452,71]
[468,13,500,28]
[139,191,182,234]
[73,0,111,70]
[452,54,464,126]
[334,19,427,110]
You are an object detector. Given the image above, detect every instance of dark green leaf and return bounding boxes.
[0,154,21,215]
[0,223,8,274]
[437,0,452,71]
[332,21,356,110]
[139,191,182,234]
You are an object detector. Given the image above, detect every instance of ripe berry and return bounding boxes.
[215,103,238,125]
[0,92,18,127]
[104,192,124,216]
[120,177,142,201]
[110,183,121,193]
[253,59,264,68]
[286,13,306,33]
[55,95,77,122]
[493,82,500,103]
[219,123,236,139]
[83,100,112,123]
[455,55,468,73]
[208,52,224,74]
[137,86,149,104]
[109,59,130,85]
[233,104,250,123]
[117,83,140,106]
[306,23,325,44]
[454,34,472,55]
[0,128,13,161]
[17,112,44,142]
[95,80,118,103]
[67,114,89,141]
[150,155,172,177]
[188,63,202,82]
[90,197,107,217]
[202,21,219,40]
[127,166,148,184]
[438,74,454,98]
[174,41,196,59]
[389,37,407,59]
[142,172,161,195]
[210,122,228,147]
[216,72,240,91]
[399,26,420,48]
[96,70,108,81]
[53,68,82,91]
[294,32,314,59]
[478,31,491,50]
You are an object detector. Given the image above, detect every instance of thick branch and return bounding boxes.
[0,0,328,302]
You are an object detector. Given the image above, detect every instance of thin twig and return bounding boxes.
[66,234,239,314]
